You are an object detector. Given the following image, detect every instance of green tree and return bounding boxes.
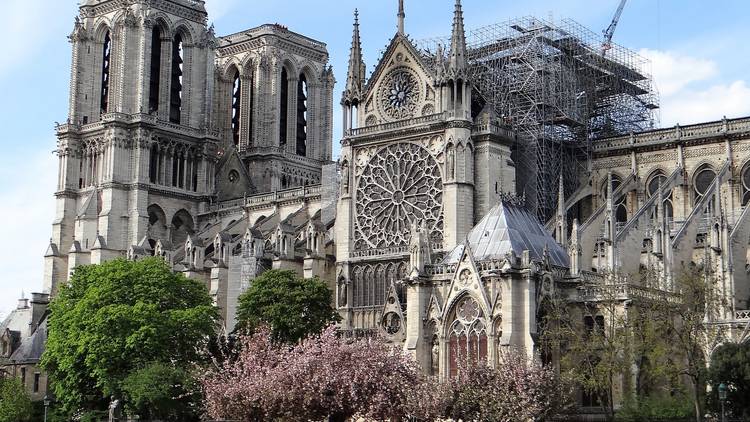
[708,342,750,419]
[41,257,218,416]
[235,270,340,343]
[121,362,201,421]
[0,377,33,422]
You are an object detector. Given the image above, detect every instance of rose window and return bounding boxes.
[456,296,481,324]
[355,143,443,251]
[379,68,420,120]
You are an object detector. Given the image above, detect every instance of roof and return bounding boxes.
[442,200,569,267]
[0,305,31,335]
[9,319,47,364]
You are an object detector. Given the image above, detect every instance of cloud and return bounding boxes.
[639,48,750,126]
[0,148,57,316]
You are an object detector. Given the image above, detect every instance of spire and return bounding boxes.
[448,0,468,75]
[397,0,405,35]
[344,9,365,103]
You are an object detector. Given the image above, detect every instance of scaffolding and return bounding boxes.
[417,16,659,223]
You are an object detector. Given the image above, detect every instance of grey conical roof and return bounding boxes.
[442,200,569,267]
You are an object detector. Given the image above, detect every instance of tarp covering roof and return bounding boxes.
[442,200,569,267]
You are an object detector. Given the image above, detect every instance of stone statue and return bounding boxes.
[341,161,350,194]
[108,397,121,422]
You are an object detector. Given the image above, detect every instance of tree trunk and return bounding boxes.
[692,378,703,422]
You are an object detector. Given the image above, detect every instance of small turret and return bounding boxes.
[342,9,366,133]
[439,0,471,121]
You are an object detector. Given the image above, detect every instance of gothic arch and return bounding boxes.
[240,53,258,77]
[692,163,717,205]
[740,160,750,206]
[92,20,112,42]
[170,209,194,246]
[171,22,195,44]
[147,204,168,243]
[149,14,174,35]
[219,60,242,81]
[445,293,489,376]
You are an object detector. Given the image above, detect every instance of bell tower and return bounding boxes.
[46,0,218,294]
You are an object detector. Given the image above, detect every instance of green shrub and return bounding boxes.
[616,393,694,421]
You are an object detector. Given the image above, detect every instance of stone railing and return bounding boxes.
[472,122,516,140]
[576,282,682,304]
[593,116,750,152]
[211,185,323,212]
[56,113,221,139]
[351,245,410,258]
[736,310,750,321]
[347,113,445,137]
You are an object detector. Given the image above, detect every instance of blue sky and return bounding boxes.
[1,0,749,316]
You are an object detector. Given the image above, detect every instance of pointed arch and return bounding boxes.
[740,160,750,206]
[170,209,194,246]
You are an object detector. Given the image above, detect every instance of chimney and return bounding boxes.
[17,296,29,310]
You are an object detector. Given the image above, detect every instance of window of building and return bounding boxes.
[148,26,162,113]
[742,163,750,206]
[169,34,184,124]
[100,31,112,115]
[647,171,674,221]
[279,67,289,146]
[694,166,716,205]
[448,295,488,377]
[20,367,26,385]
[296,73,308,156]
[231,71,241,147]
[33,373,40,393]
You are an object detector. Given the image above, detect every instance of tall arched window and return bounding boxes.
[602,175,627,224]
[169,34,184,124]
[279,67,289,147]
[296,73,308,156]
[742,163,750,206]
[100,31,112,115]
[149,144,159,184]
[694,166,716,205]
[647,171,674,221]
[231,70,241,147]
[148,26,162,113]
[448,295,488,377]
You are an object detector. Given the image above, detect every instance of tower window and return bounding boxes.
[169,34,184,124]
[148,27,162,113]
[296,73,308,156]
[100,31,112,115]
[279,67,289,146]
[231,71,241,147]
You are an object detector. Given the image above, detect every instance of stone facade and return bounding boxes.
[5,0,748,406]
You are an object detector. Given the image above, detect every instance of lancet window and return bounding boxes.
[279,67,289,147]
[148,26,162,113]
[169,34,184,124]
[448,296,488,377]
[296,73,308,156]
[100,31,112,115]
[741,163,750,206]
[693,165,716,206]
[231,71,241,147]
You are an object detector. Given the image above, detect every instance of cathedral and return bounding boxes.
[2,0,750,409]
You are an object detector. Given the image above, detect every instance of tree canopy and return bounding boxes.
[0,377,33,422]
[235,270,340,342]
[41,257,218,416]
[708,342,750,419]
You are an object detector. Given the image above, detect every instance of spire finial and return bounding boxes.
[343,8,366,105]
[397,0,405,35]
[448,0,468,74]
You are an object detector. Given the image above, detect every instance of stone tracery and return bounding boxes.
[354,143,443,251]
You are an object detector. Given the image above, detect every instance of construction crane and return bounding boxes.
[602,0,627,56]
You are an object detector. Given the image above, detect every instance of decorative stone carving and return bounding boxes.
[379,67,421,120]
[354,143,443,250]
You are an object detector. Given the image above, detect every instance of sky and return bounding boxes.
[1,0,749,316]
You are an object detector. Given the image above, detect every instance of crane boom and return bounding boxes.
[602,0,627,56]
